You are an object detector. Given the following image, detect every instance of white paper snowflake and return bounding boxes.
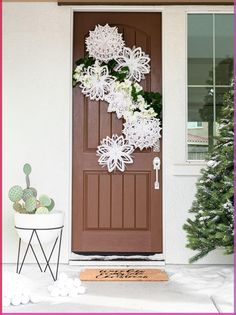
[97,134,134,172]
[123,117,161,150]
[79,62,116,101]
[105,80,134,119]
[115,46,150,82]
[86,24,125,62]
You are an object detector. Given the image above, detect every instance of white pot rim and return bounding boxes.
[14,210,65,230]
[14,210,64,216]
[14,211,64,244]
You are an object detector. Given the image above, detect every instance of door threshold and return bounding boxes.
[70,253,164,261]
[69,260,165,266]
[69,253,165,266]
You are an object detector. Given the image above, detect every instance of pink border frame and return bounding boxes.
[0,1,234,314]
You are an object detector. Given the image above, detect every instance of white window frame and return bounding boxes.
[185,9,233,163]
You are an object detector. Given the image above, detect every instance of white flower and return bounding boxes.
[86,24,125,62]
[115,46,150,82]
[74,64,84,74]
[73,65,84,83]
[79,62,116,100]
[133,82,143,92]
[97,134,134,172]
[123,117,161,150]
[105,80,133,119]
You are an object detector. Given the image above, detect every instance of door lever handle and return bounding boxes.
[153,157,161,190]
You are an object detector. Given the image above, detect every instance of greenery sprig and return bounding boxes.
[73,55,162,120]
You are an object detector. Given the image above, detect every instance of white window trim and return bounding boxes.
[185,9,233,164]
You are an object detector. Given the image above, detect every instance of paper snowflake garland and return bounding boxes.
[79,62,116,101]
[116,47,150,82]
[105,81,133,119]
[86,24,125,62]
[97,134,134,172]
[123,117,161,150]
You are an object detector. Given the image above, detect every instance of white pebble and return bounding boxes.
[60,288,69,297]
[68,287,79,297]
[30,295,40,304]
[58,281,66,289]
[21,294,30,305]
[50,287,60,297]
[48,285,54,292]
[11,295,21,306]
[54,280,63,288]
[3,292,11,300]
[77,286,86,294]
[2,296,11,307]
[73,278,82,287]
[66,278,74,287]
[58,273,68,282]
[24,288,30,296]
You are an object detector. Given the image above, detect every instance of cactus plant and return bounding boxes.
[8,186,23,202]
[39,195,51,207]
[35,206,49,214]
[47,199,55,211]
[22,188,34,201]
[23,163,31,188]
[9,164,55,214]
[22,187,37,201]
[29,187,37,197]
[25,197,37,213]
[13,202,23,213]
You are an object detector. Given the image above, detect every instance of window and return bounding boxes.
[187,13,233,160]
[187,122,203,129]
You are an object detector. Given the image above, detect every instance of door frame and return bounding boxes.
[69,5,166,262]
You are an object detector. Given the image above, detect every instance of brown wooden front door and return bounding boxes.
[72,12,162,253]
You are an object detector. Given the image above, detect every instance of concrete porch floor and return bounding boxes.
[3,264,234,313]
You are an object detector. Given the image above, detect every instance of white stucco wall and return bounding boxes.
[3,2,233,264]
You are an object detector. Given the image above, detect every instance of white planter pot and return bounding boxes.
[14,211,64,245]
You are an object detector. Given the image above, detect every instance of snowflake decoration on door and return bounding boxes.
[115,47,150,82]
[86,24,125,62]
[105,80,134,119]
[79,62,116,101]
[97,134,134,172]
[73,23,162,172]
[123,117,161,150]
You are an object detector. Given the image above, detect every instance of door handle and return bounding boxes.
[153,157,161,190]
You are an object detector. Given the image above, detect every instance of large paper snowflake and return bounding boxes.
[123,117,161,150]
[79,62,116,101]
[115,47,150,82]
[96,134,134,172]
[86,24,125,62]
[105,80,134,119]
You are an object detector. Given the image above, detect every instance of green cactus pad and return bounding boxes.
[25,196,37,213]
[29,187,37,197]
[23,163,32,175]
[22,188,34,201]
[39,195,51,207]
[13,202,23,212]
[8,185,23,202]
[35,206,49,214]
[47,199,55,211]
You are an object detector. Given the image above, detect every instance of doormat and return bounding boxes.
[80,268,168,281]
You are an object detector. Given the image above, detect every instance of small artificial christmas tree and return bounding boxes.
[183,87,234,263]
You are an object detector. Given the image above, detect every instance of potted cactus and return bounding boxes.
[9,164,64,244]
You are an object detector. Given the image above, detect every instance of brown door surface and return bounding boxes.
[72,12,162,253]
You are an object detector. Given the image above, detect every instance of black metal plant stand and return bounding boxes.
[15,226,63,281]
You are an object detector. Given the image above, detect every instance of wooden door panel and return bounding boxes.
[72,12,162,253]
[83,172,151,231]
